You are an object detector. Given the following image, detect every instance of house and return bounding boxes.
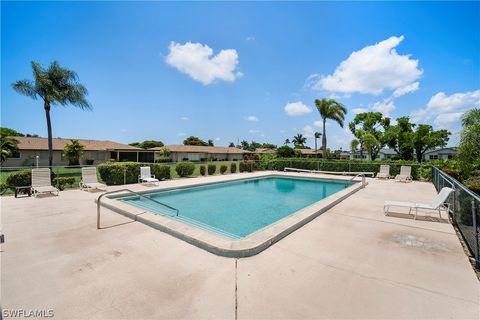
[350,148,397,161]
[339,151,350,159]
[2,136,150,167]
[423,147,457,161]
[297,148,322,157]
[254,148,277,155]
[153,145,250,162]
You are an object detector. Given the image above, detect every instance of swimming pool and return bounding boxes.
[119,176,352,239]
[101,172,364,257]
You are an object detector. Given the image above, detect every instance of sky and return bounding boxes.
[1,1,479,149]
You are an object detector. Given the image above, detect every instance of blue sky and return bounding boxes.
[2,1,479,149]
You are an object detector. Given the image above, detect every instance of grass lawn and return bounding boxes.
[1,161,242,195]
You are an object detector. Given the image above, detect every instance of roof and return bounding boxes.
[379,148,397,155]
[12,136,143,151]
[297,148,322,155]
[152,145,250,154]
[254,148,277,154]
[423,147,457,155]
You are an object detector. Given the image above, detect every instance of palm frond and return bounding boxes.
[11,80,38,99]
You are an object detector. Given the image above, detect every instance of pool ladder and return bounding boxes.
[96,188,179,229]
[349,173,367,188]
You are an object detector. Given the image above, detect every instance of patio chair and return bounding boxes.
[80,167,107,191]
[31,168,59,197]
[384,187,454,220]
[376,165,390,179]
[395,166,412,183]
[138,166,159,185]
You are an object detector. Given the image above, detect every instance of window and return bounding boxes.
[10,150,20,159]
[448,155,453,159]
[429,155,438,160]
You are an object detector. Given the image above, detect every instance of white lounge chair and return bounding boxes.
[31,168,59,197]
[384,187,454,220]
[80,167,107,191]
[376,165,390,179]
[138,166,159,185]
[395,166,412,183]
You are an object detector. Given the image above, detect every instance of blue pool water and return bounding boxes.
[120,176,351,239]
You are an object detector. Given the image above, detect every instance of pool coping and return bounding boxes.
[97,171,366,257]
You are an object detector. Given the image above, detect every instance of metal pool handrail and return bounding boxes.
[349,173,366,188]
[96,188,179,229]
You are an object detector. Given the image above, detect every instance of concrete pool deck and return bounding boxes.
[1,171,479,319]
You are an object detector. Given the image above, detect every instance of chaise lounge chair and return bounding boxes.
[31,168,59,197]
[384,187,454,220]
[376,165,391,179]
[395,166,412,183]
[138,166,159,185]
[80,167,107,191]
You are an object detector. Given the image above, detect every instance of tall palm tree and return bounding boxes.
[292,134,307,148]
[315,98,347,158]
[314,132,321,157]
[12,61,91,167]
[284,138,290,146]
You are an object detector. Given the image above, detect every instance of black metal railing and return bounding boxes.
[432,167,479,267]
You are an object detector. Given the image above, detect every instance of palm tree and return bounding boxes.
[284,139,290,145]
[0,136,18,163]
[12,61,91,167]
[314,132,321,157]
[63,140,85,165]
[292,134,306,148]
[314,98,347,158]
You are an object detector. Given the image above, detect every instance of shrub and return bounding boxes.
[98,162,171,185]
[208,164,216,175]
[239,161,247,173]
[5,170,31,190]
[465,176,480,196]
[419,166,432,181]
[151,165,171,180]
[442,168,460,180]
[155,157,172,163]
[220,164,228,174]
[85,159,94,165]
[175,161,195,177]
[230,162,237,173]
[200,165,206,176]
[0,182,8,195]
[54,177,76,190]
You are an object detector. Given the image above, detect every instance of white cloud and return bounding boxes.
[314,36,422,95]
[370,100,395,116]
[352,108,368,114]
[215,137,221,141]
[245,115,259,122]
[313,120,323,128]
[165,41,241,85]
[246,36,255,41]
[302,125,315,138]
[392,81,419,98]
[433,112,464,128]
[427,90,480,114]
[248,129,260,134]
[411,90,480,127]
[284,101,312,116]
[180,116,189,121]
[177,132,186,137]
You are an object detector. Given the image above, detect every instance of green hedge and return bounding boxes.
[5,170,31,190]
[230,163,237,173]
[220,164,228,174]
[98,162,171,185]
[265,158,426,180]
[175,161,195,177]
[208,164,216,175]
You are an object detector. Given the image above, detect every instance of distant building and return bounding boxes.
[254,148,277,155]
[423,147,457,161]
[152,145,250,162]
[2,136,147,167]
[350,148,397,161]
[297,148,322,157]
